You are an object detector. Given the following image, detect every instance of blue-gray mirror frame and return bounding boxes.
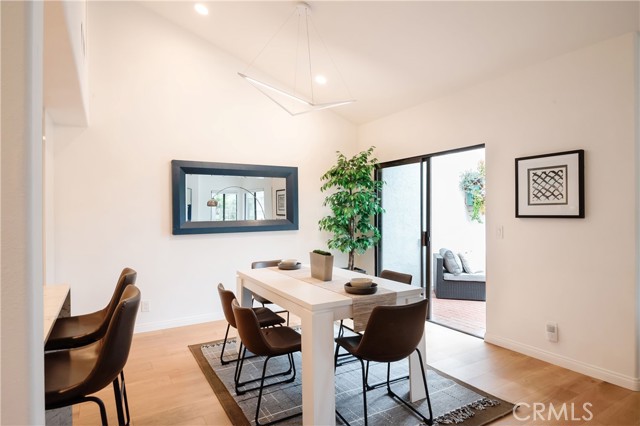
[171,160,299,234]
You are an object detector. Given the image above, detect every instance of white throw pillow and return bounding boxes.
[458,252,483,274]
[439,248,462,275]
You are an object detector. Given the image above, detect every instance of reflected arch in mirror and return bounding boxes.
[171,160,299,234]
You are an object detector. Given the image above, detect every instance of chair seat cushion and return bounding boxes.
[45,310,105,351]
[253,307,286,327]
[45,342,102,406]
[263,327,301,355]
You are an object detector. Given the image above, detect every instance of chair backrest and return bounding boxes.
[379,269,412,284]
[251,259,281,269]
[83,285,141,396]
[231,299,272,356]
[250,260,281,304]
[97,267,137,336]
[217,283,238,328]
[354,299,428,363]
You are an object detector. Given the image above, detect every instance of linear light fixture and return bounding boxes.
[239,2,355,116]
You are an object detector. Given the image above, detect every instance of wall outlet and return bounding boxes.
[546,322,558,342]
[141,300,150,313]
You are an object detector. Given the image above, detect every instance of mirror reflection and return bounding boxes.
[185,175,286,222]
[172,160,298,235]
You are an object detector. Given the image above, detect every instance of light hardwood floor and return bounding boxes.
[71,319,639,425]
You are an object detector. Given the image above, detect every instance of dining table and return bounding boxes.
[43,284,70,343]
[236,265,426,426]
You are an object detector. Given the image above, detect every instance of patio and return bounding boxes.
[429,291,486,338]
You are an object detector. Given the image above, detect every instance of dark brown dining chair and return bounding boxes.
[45,285,141,426]
[334,298,432,426]
[379,269,413,284]
[365,269,413,389]
[45,267,138,351]
[232,299,302,426]
[251,259,290,324]
[339,269,413,335]
[217,283,285,366]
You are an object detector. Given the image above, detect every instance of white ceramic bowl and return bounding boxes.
[281,259,298,266]
[350,277,373,288]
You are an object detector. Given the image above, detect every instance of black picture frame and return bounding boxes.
[515,149,584,218]
[276,189,286,216]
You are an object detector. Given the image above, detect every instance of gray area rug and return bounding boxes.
[189,337,513,426]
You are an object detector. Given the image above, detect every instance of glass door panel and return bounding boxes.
[378,162,424,286]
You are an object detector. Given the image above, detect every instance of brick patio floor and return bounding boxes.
[428,290,486,338]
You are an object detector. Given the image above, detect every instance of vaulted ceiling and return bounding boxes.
[141,1,639,124]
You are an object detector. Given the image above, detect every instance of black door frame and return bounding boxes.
[375,143,485,320]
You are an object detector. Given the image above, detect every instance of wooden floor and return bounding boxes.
[72,319,639,426]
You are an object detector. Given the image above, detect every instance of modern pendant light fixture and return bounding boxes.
[239,2,355,116]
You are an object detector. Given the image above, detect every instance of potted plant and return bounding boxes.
[318,147,384,271]
[309,249,334,281]
[459,161,486,223]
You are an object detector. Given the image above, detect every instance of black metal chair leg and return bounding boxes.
[112,374,125,426]
[220,324,232,365]
[83,396,109,426]
[365,359,409,391]
[360,358,369,426]
[236,347,296,395]
[254,355,301,426]
[120,371,131,426]
[385,349,433,425]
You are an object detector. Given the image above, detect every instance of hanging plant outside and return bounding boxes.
[459,161,485,223]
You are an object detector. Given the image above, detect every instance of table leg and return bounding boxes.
[236,276,253,308]
[300,308,336,425]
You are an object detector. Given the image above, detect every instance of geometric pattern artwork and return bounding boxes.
[527,165,568,205]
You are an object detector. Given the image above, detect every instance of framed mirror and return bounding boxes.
[172,160,299,234]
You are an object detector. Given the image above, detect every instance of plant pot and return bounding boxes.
[310,252,334,281]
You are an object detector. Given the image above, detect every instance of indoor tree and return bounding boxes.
[318,146,384,271]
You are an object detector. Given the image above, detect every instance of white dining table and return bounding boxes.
[237,266,426,426]
[43,284,70,343]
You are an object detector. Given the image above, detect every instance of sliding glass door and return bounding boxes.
[376,145,486,334]
[376,160,427,287]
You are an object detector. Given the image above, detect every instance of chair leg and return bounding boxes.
[359,358,369,426]
[235,345,296,395]
[334,345,367,426]
[112,371,131,426]
[220,323,232,365]
[365,359,409,391]
[384,349,433,425]
[255,355,301,426]
[80,396,109,426]
[112,374,125,426]
[120,371,131,426]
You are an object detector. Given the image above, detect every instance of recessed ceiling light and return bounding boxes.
[315,75,328,85]
[194,3,208,16]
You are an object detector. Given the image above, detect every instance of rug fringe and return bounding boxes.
[432,397,501,425]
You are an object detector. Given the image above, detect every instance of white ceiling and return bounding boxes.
[140,1,639,124]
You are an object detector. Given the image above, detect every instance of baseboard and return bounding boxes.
[484,333,640,392]
[134,312,221,333]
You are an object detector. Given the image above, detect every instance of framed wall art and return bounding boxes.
[276,189,286,216]
[515,149,584,218]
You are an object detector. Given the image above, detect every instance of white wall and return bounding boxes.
[359,33,639,390]
[53,2,356,332]
[431,148,486,267]
[44,111,56,284]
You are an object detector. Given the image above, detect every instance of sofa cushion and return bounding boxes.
[443,272,486,282]
[458,252,483,273]
[439,248,462,275]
